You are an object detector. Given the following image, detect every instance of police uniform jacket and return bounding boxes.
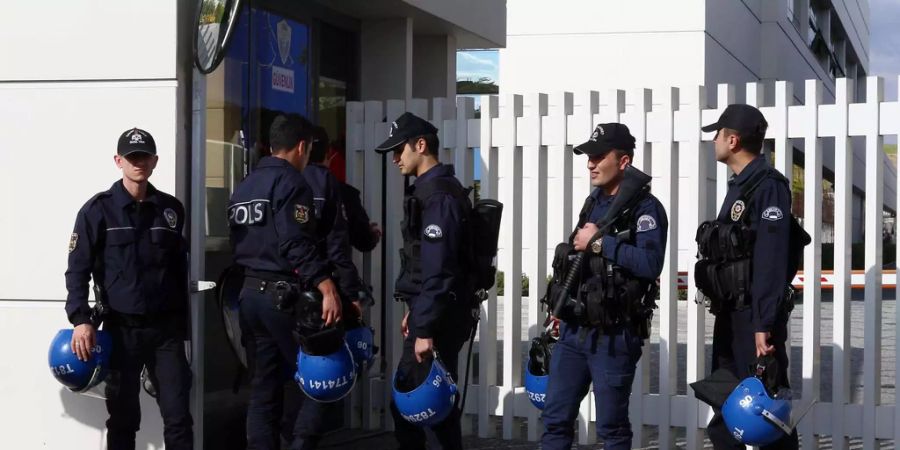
[397,164,469,338]
[65,181,188,325]
[228,156,330,286]
[302,163,365,299]
[586,188,668,281]
[717,156,792,333]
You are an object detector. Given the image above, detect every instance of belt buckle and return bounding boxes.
[274,281,290,291]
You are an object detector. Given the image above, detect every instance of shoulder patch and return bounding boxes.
[730,200,746,221]
[423,224,443,241]
[761,206,784,221]
[68,233,78,253]
[636,214,657,233]
[294,204,310,224]
[163,208,178,228]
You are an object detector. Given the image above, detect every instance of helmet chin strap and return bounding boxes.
[761,409,793,435]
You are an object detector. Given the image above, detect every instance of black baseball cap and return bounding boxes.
[117,128,156,156]
[573,123,636,157]
[374,112,438,153]
[701,104,768,135]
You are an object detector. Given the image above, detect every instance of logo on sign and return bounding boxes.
[276,19,291,65]
[272,66,295,94]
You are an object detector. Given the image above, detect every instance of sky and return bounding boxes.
[456,50,499,83]
[869,0,900,100]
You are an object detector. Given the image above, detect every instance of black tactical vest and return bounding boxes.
[552,192,658,337]
[395,176,474,299]
[694,167,802,315]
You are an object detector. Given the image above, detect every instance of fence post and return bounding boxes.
[714,84,735,207]
[499,94,524,440]
[796,79,822,448]
[477,95,500,439]
[651,86,680,449]
[522,92,548,441]
[681,85,708,450]
[862,75,884,448]
[832,77,853,450]
[361,100,387,429]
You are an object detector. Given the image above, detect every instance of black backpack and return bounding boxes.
[412,178,504,299]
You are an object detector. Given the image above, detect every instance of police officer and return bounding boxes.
[275,125,372,443]
[541,123,667,450]
[229,114,342,450]
[341,183,382,253]
[310,126,382,252]
[65,128,193,450]
[698,105,799,449]
[375,112,475,450]
[306,125,370,308]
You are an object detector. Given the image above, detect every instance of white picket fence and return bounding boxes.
[342,77,900,449]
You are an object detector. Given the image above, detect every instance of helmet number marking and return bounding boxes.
[52,364,75,376]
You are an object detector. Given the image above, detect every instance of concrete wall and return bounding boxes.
[0,1,184,448]
[413,34,457,100]
[500,0,707,96]
[361,18,413,101]
[404,0,506,47]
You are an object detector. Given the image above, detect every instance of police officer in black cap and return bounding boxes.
[65,127,193,449]
[305,125,372,310]
[696,104,799,449]
[228,114,342,450]
[541,123,667,450]
[375,112,475,450]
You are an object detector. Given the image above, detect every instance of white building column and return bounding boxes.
[413,34,457,100]
[360,18,413,102]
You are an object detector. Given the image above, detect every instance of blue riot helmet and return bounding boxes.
[392,353,458,426]
[48,328,117,399]
[345,325,376,371]
[524,327,557,410]
[294,326,357,403]
[524,361,548,410]
[722,376,793,446]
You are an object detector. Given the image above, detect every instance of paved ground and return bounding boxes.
[315,295,898,449]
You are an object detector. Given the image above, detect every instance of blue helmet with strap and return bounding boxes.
[722,376,793,446]
[392,353,458,426]
[295,327,357,403]
[524,360,549,410]
[345,324,376,371]
[48,328,114,397]
[524,327,556,410]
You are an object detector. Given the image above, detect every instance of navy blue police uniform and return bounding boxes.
[375,113,475,450]
[65,128,193,450]
[541,123,667,450]
[699,105,799,449]
[275,160,370,442]
[303,163,367,310]
[229,152,332,450]
[340,183,380,252]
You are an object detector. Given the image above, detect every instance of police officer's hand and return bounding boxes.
[71,323,96,362]
[401,311,410,338]
[573,223,600,252]
[370,222,382,244]
[755,332,774,357]
[317,278,342,326]
[414,337,434,363]
[548,316,560,339]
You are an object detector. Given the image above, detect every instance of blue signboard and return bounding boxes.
[226,8,310,118]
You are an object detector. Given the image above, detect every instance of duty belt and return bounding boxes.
[243,276,298,294]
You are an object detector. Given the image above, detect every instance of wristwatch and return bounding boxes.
[590,239,602,254]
